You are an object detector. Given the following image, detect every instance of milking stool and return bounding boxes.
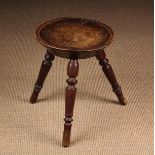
[30,17,127,147]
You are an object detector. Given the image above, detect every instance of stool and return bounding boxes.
[30,17,127,147]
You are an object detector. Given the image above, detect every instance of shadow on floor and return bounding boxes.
[21,90,122,106]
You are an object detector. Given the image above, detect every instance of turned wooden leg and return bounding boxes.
[96,50,127,105]
[62,59,79,147]
[30,50,55,103]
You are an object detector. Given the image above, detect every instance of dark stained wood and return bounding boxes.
[95,50,127,105]
[35,17,114,59]
[47,47,96,60]
[30,17,127,147]
[62,59,79,147]
[30,50,55,103]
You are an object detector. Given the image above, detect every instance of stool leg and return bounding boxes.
[62,59,79,147]
[95,51,127,105]
[30,50,55,103]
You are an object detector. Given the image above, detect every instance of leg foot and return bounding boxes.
[30,50,55,103]
[62,59,79,147]
[96,51,127,105]
[30,84,42,103]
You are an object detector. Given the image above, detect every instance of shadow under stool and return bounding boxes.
[30,17,127,147]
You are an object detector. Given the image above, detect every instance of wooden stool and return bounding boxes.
[30,17,127,147]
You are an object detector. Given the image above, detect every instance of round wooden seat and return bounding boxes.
[35,17,114,59]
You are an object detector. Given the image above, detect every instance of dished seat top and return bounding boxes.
[35,18,114,52]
